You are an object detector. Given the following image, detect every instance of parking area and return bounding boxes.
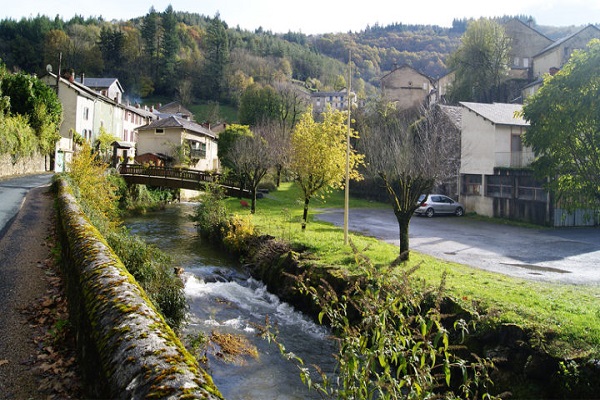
[316,208,600,285]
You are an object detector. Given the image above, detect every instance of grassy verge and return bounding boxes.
[224,182,600,359]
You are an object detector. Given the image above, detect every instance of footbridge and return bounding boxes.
[118,165,251,197]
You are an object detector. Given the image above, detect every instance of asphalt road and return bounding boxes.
[315,208,600,285]
[0,173,54,239]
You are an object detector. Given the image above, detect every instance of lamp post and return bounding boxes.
[344,50,351,245]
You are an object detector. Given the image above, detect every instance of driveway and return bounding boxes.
[315,208,600,285]
[0,173,54,238]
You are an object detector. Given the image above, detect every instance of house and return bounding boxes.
[380,64,436,110]
[135,115,219,172]
[458,102,551,224]
[310,89,355,114]
[155,101,195,121]
[41,72,156,171]
[532,24,600,79]
[77,76,124,104]
[503,18,554,80]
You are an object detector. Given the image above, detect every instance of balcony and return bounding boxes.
[495,151,535,168]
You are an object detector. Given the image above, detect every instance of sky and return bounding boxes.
[5,0,600,34]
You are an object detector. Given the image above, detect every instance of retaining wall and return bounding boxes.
[55,178,223,399]
[0,153,47,177]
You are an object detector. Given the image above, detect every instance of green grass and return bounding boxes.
[224,182,600,359]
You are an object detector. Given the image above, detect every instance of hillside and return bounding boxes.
[0,10,582,110]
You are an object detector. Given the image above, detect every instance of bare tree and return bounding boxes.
[358,101,458,260]
[272,81,309,186]
[227,123,276,213]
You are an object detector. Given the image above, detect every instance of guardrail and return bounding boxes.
[118,165,250,197]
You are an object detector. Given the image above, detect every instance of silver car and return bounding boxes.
[415,194,464,217]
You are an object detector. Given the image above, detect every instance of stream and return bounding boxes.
[125,203,336,399]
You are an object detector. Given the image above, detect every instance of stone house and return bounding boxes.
[380,64,436,110]
[532,24,600,79]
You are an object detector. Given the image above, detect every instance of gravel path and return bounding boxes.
[0,185,53,397]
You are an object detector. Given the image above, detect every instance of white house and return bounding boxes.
[136,115,219,172]
[41,72,156,171]
[458,102,544,220]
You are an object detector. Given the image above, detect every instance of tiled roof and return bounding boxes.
[138,115,216,138]
[460,102,528,126]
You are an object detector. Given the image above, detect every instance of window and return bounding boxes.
[462,174,482,195]
[83,107,90,120]
[155,128,164,135]
[189,141,206,159]
[486,175,513,198]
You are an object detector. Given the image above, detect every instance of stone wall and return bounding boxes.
[55,178,223,400]
[0,153,47,177]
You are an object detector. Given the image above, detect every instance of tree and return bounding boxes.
[289,107,363,230]
[238,83,281,126]
[522,39,600,212]
[226,123,276,213]
[447,18,511,103]
[357,101,455,260]
[1,70,62,155]
[203,14,229,101]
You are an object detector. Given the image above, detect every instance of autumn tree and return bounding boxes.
[447,18,511,103]
[522,39,600,213]
[226,123,277,213]
[357,101,456,260]
[290,106,364,230]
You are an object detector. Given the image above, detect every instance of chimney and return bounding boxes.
[81,73,85,85]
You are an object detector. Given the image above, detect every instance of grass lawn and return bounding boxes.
[224,182,600,359]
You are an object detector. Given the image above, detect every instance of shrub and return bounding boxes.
[223,214,256,254]
[192,182,229,241]
[265,241,495,399]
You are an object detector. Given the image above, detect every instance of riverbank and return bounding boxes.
[212,182,600,398]
[0,184,82,398]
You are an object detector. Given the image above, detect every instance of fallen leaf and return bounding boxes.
[0,359,9,366]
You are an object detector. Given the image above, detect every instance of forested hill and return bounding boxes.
[0,9,580,106]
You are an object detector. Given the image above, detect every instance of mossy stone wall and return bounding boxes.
[55,178,223,399]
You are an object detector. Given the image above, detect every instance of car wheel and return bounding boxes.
[425,208,435,218]
[455,207,464,217]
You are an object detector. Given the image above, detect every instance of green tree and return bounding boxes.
[290,107,364,230]
[141,7,161,81]
[159,5,180,93]
[238,83,281,126]
[447,18,511,103]
[98,26,125,75]
[522,39,600,212]
[1,70,62,155]
[217,123,253,169]
[203,14,229,101]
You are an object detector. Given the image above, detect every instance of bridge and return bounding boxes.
[118,165,251,198]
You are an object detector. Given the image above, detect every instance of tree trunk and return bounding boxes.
[397,214,411,261]
[276,165,282,187]
[250,188,257,214]
[302,197,310,230]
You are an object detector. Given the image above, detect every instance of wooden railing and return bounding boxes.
[117,165,249,197]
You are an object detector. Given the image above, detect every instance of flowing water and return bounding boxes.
[126,203,336,399]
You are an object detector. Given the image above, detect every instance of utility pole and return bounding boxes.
[344,50,351,245]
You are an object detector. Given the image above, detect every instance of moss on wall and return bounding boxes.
[55,178,223,399]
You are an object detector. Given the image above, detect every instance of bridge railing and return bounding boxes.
[118,164,241,191]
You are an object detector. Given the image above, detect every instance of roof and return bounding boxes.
[78,77,124,93]
[138,115,216,139]
[534,24,600,58]
[380,64,435,83]
[459,102,528,127]
[157,101,194,119]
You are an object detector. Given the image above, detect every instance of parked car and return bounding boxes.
[415,194,464,217]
